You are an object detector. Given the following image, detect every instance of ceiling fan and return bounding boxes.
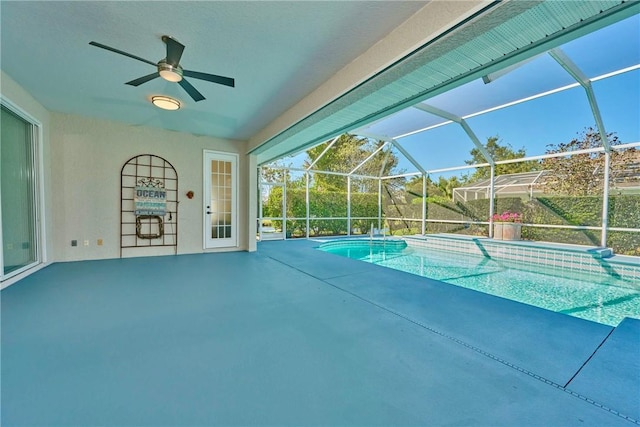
[89,35,234,102]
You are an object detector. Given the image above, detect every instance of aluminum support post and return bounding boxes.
[489,165,496,238]
[422,174,427,235]
[305,171,310,239]
[378,178,382,232]
[282,178,287,240]
[601,152,611,247]
[347,176,351,236]
[258,166,263,242]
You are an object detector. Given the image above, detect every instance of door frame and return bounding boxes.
[259,181,286,241]
[203,150,238,249]
[0,97,45,284]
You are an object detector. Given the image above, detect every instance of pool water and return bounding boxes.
[320,242,640,326]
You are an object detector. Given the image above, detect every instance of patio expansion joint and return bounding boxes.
[266,254,640,426]
[320,270,376,280]
[563,327,616,389]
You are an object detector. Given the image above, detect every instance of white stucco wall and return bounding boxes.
[50,112,251,261]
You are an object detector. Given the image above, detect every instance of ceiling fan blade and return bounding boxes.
[89,41,157,67]
[162,35,185,67]
[126,72,160,86]
[178,78,205,102]
[183,70,235,88]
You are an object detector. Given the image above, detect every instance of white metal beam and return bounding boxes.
[481,54,542,84]
[382,171,422,180]
[349,141,389,175]
[388,64,638,145]
[306,135,340,171]
[378,145,393,178]
[354,131,393,142]
[549,47,613,247]
[354,130,427,175]
[414,103,495,166]
[549,48,611,152]
[391,139,426,174]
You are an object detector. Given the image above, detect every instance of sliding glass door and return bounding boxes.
[1,104,39,278]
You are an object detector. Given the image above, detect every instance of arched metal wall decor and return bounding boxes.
[120,154,178,257]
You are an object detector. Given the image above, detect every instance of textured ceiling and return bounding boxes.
[0,1,427,141]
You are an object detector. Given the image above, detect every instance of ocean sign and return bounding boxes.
[134,181,166,216]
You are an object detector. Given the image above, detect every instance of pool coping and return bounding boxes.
[309,233,640,282]
[310,233,634,258]
[403,234,640,283]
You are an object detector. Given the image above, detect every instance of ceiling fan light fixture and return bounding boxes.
[151,95,180,110]
[89,37,234,103]
[158,61,183,82]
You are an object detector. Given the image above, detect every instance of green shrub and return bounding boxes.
[264,187,639,254]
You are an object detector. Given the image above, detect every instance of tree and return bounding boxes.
[305,134,399,192]
[260,160,293,185]
[541,127,622,196]
[466,136,540,181]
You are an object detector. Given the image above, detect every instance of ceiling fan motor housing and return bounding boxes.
[158,61,183,82]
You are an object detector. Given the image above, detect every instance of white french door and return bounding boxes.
[204,151,238,249]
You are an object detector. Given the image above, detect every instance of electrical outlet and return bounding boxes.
[7,243,13,250]
[83,240,90,246]
[71,240,77,247]
[97,239,103,246]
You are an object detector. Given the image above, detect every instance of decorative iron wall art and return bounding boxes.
[120,154,178,256]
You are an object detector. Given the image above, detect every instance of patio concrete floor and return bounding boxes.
[1,239,638,426]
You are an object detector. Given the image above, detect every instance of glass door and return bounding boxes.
[1,104,39,278]
[204,151,238,249]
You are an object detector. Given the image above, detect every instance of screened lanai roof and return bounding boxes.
[254,1,639,166]
[356,15,640,142]
[452,171,549,203]
[268,9,639,179]
[351,13,639,175]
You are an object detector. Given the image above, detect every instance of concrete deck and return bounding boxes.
[1,239,638,426]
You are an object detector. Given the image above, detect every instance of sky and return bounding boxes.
[277,13,640,179]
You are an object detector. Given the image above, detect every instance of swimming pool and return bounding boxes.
[319,239,640,326]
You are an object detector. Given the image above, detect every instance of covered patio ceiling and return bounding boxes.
[0,1,429,141]
[254,0,640,166]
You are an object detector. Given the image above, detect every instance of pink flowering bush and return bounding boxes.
[491,211,522,223]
